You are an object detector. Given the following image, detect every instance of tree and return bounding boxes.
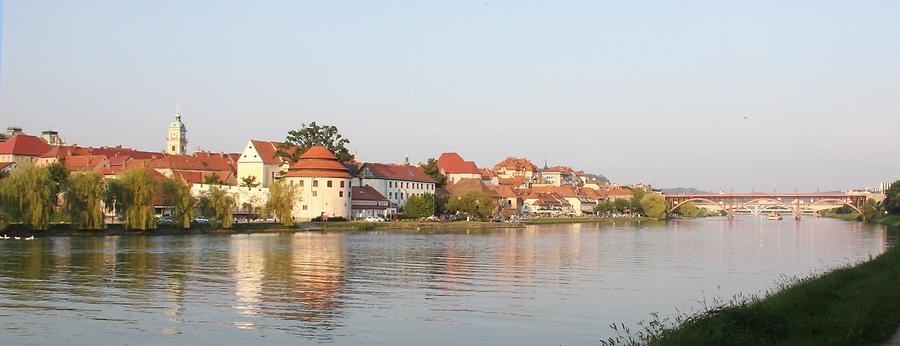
[198,186,236,229]
[160,176,196,229]
[203,174,224,185]
[678,202,700,218]
[403,194,436,219]
[264,180,299,227]
[446,192,496,219]
[640,193,667,219]
[594,201,615,215]
[2,164,54,230]
[862,198,878,221]
[422,158,447,188]
[240,175,260,188]
[613,198,630,213]
[106,168,158,230]
[630,187,647,215]
[276,122,354,163]
[47,162,69,194]
[64,172,106,230]
[884,180,900,215]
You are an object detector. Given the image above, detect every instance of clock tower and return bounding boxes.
[166,105,188,155]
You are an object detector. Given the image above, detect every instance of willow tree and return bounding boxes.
[198,186,236,229]
[640,193,668,219]
[160,176,196,229]
[64,172,107,230]
[107,168,158,230]
[2,164,54,230]
[446,191,496,219]
[264,180,299,227]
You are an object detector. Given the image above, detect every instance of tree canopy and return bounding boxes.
[1,164,54,230]
[106,168,158,230]
[240,175,260,188]
[198,186,236,229]
[265,180,299,227]
[446,192,496,219]
[678,202,700,218]
[276,122,354,163]
[160,176,196,229]
[422,158,447,188]
[403,194,435,219]
[64,172,107,230]
[640,193,668,219]
[884,180,900,215]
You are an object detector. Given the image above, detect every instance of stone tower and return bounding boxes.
[166,105,188,155]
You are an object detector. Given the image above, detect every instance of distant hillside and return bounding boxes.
[662,187,710,194]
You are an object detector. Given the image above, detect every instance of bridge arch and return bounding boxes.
[668,198,730,216]
[735,198,795,214]
[808,198,864,217]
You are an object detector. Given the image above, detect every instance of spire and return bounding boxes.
[175,104,182,120]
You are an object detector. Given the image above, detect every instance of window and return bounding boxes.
[340,181,345,188]
[299,180,304,187]
[388,192,393,198]
[313,180,318,187]
[327,180,333,188]
[339,191,343,197]
[302,205,308,210]
[312,191,317,197]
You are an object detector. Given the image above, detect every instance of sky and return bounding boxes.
[1,0,898,192]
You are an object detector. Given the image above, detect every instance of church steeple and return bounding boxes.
[166,105,188,155]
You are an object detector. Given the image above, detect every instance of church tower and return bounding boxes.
[166,105,188,155]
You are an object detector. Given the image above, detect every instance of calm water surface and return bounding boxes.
[0,217,893,345]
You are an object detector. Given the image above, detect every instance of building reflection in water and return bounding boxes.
[230,233,347,338]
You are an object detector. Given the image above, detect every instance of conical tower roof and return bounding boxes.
[284,145,350,178]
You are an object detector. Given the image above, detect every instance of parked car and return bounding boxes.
[491,215,504,223]
[157,216,173,225]
[192,216,210,224]
[364,216,385,222]
[425,215,440,221]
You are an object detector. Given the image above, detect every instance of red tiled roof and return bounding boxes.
[173,170,235,185]
[523,186,579,198]
[143,155,235,172]
[283,146,351,179]
[437,152,480,175]
[487,185,517,198]
[493,157,538,172]
[63,155,109,172]
[90,147,165,160]
[361,163,435,182]
[0,135,51,156]
[351,186,387,201]
[606,187,633,196]
[498,176,527,186]
[249,140,282,165]
[107,155,132,166]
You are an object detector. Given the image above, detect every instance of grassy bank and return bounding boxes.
[316,220,524,231]
[872,215,900,228]
[1,222,299,236]
[821,212,861,222]
[521,216,650,225]
[637,221,900,345]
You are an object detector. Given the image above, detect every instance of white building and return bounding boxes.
[358,163,436,209]
[282,146,352,221]
[236,139,293,188]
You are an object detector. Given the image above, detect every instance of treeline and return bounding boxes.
[400,192,497,220]
[0,164,298,231]
[593,188,668,219]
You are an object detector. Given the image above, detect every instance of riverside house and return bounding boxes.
[358,162,436,209]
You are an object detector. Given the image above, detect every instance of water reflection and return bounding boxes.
[0,217,893,345]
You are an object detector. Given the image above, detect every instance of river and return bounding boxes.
[0,216,892,345]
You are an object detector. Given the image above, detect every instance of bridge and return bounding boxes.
[664,193,868,220]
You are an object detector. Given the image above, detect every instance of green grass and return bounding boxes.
[872,215,900,228]
[821,212,862,222]
[521,216,650,225]
[635,226,900,346]
[316,220,524,231]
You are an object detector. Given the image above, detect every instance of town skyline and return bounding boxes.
[2,1,899,191]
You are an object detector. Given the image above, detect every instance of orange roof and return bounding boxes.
[606,187,633,196]
[173,170,235,185]
[283,146,351,179]
[523,186,579,198]
[487,185,517,198]
[493,157,538,172]
[446,178,500,198]
[437,152,480,175]
[0,135,51,156]
[63,155,109,172]
[498,176,527,186]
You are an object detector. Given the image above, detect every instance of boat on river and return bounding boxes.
[768,213,783,220]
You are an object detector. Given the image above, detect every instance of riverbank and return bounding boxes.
[521,216,651,225]
[315,220,524,231]
[642,217,900,345]
[872,215,900,228]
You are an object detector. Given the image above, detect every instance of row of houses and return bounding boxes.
[2,115,645,221]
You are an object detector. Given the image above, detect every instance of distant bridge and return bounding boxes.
[663,193,868,220]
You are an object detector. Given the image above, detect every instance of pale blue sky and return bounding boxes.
[1,0,898,191]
